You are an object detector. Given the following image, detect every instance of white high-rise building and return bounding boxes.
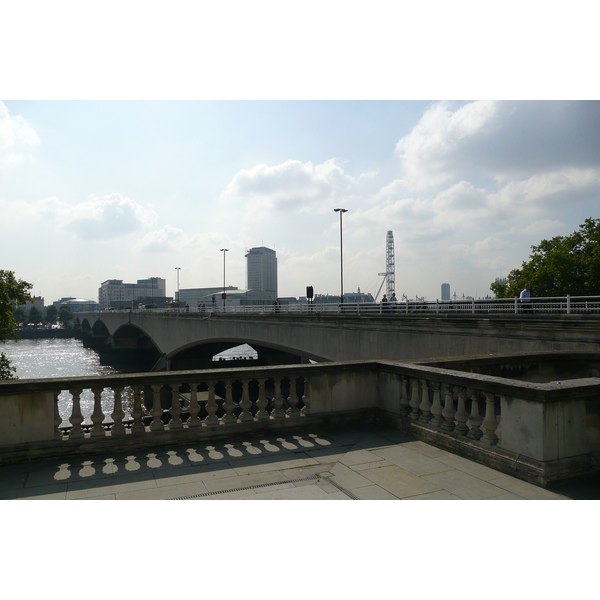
[441,283,451,301]
[245,246,277,300]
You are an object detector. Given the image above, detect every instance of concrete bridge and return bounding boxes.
[76,308,600,372]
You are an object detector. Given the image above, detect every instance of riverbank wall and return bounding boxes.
[16,328,83,340]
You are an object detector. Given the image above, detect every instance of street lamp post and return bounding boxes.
[220,248,229,311]
[175,267,181,305]
[334,208,348,306]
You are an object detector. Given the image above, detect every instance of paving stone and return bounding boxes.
[65,472,158,499]
[205,489,258,499]
[485,475,568,500]
[373,445,455,476]
[400,440,450,458]
[203,470,291,494]
[327,491,353,500]
[351,459,393,471]
[79,494,117,500]
[402,490,462,500]
[340,447,385,467]
[116,482,207,500]
[484,492,526,500]
[280,462,336,480]
[434,452,511,482]
[422,469,510,500]
[231,456,311,476]
[246,484,333,500]
[0,483,68,500]
[351,485,399,500]
[305,447,353,464]
[153,468,220,489]
[360,465,442,498]
[329,463,375,490]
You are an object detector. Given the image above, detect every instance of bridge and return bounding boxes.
[76,297,600,372]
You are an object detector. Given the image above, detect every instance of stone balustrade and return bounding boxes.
[2,358,600,487]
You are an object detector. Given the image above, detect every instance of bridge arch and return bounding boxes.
[166,337,328,371]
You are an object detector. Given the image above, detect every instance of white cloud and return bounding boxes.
[0,193,156,239]
[219,158,355,220]
[0,101,40,167]
[395,100,600,188]
[60,193,156,239]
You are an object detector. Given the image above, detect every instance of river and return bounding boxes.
[1,338,255,421]
[2,338,127,421]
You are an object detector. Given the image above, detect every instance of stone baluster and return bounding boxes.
[429,382,444,427]
[271,379,286,420]
[54,391,63,439]
[69,388,85,441]
[221,380,237,424]
[111,387,126,436]
[467,389,483,440]
[418,379,432,424]
[238,379,254,422]
[187,383,201,428]
[90,386,106,438]
[130,385,146,434]
[204,382,219,426]
[399,376,411,416]
[255,379,269,421]
[481,392,499,445]
[150,385,164,432]
[301,378,310,415]
[440,384,456,432]
[408,378,421,420]
[454,387,469,435]
[169,383,183,430]
[286,377,301,419]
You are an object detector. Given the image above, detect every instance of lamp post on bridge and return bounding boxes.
[220,248,228,312]
[334,208,348,306]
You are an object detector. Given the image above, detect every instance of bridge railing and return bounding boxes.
[99,295,600,316]
[2,359,600,485]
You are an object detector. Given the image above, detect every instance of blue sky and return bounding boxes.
[2,4,598,305]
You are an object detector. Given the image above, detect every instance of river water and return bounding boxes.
[2,338,125,421]
[1,338,256,421]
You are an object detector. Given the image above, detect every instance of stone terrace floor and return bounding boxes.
[1,424,596,500]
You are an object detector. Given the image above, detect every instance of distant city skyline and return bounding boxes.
[2,99,599,304]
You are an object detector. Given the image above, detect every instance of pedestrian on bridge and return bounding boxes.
[520,284,532,312]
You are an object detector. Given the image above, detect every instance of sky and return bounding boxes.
[3,99,599,304]
[2,0,596,579]
[1,3,599,305]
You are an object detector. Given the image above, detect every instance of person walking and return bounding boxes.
[381,294,389,312]
[520,284,532,312]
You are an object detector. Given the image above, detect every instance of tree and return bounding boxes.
[1,270,33,380]
[45,305,58,325]
[28,306,43,327]
[491,218,600,298]
[58,305,74,327]
[12,307,27,324]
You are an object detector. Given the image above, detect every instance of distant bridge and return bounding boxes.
[76,304,600,371]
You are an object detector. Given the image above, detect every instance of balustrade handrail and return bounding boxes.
[88,294,600,317]
[2,358,599,403]
[3,356,600,485]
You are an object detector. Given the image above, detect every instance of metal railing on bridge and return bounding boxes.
[103,295,600,316]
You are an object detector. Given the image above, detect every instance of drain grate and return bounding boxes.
[171,474,357,500]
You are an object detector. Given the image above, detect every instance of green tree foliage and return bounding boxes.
[1,270,34,380]
[12,307,27,324]
[58,305,74,327]
[491,218,600,298]
[45,305,58,324]
[28,306,43,326]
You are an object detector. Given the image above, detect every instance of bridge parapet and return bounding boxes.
[2,355,600,487]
